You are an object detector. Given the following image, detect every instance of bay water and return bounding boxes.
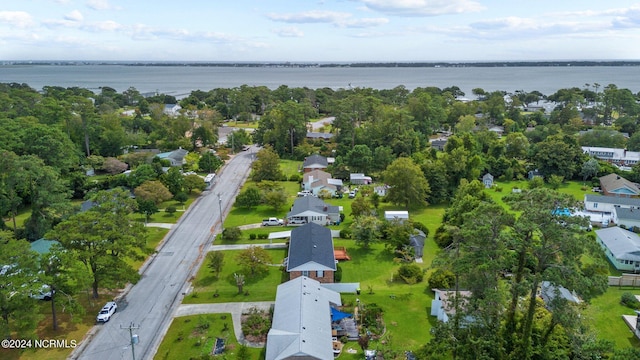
[1,64,639,99]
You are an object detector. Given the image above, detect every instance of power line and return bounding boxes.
[120,322,140,360]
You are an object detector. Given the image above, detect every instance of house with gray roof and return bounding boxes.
[595,226,640,272]
[599,173,640,197]
[286,223,336,283]
[287,196,340,226]
[302,154,329,173]
[540,281,581,308]
[350,173,372,185]
[482,173,494,188]
[613,207,640,229]
[303,170,343,196]
[306,132,334,141]
[266,276,342,360]
[157,148,188,167]
[409,229,426,260]
[584,194,640,213]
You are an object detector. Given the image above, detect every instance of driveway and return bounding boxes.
[175,302,274,347]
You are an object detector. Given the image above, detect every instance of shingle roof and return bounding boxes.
[541,281,581,304]
[287,223,336,271]
[615,207,640,221]
[287,196,339,218]
[303,154,328,168]
[266,276,341,360]
[599,173,639,195]
[596,226,640,262]
[585,194,640,207]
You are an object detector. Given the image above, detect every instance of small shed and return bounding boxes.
[482,173,494,188]
[385,211,409,222]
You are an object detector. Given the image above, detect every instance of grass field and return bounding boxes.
[155,314,266,360]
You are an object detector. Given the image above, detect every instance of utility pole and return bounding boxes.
[121,322,140,360]
[218,193,224,230]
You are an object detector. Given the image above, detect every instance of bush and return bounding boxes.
[428,268,455,289]
[289,174,301,182]
[621,292,640,309]
[165,205,177,214]
[222,227,242,242]
[339,229,352,239]
[413,221,429,237]
[249,233,257,240]
[258,233,268,239]
[335,265,343,282]
[397,263,424,284]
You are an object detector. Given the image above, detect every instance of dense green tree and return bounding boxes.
[227,129,252,153]
[128,163,160,188]
[350,196,372,218]
[263,189,287,212]
[236,246,272,277]
[47,188,146,298]
[183,174,206,193]
[254,100,316,156]
[251,146,283,182]
[0,234,42,339]
[530,134,584,180]
[345,144,373,174]
[382,157,430,209]
[351,215,381,249]
[137,199,159,223]
[578,129,627,148]
[39,244,88,331]
[134,180,173,205]
[198,152,223,173]
[161,167,184,195]
[235,187,261,209]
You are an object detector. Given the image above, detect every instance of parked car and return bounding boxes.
[333,192,343,199]
[288,218,307,225]
[96,301,117,323]
[348,191,356,199]
[262,217,284,226]
[297,190,314,197]
[30,285,53,301]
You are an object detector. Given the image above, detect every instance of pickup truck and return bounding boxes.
[262,217,284,226]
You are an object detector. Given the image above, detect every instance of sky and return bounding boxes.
[2,0,640,62]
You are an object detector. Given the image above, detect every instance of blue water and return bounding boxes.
[1,64,639,98]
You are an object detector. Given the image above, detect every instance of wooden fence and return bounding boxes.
[609,275,640,287]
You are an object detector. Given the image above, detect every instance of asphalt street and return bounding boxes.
[70,146,256,360]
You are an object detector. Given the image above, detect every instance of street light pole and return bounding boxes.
[217,193,224,231]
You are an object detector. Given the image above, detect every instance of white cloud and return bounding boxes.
[65,10,84,22]
[357,0,485,16]
[0,11,34,28]
[85,20,122,32]
[267,10,351,24]
[267,10,387,28]
[86,0,117,11]
[272,26,304,37]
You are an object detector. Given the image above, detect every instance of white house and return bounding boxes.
[163,104,182,116]
[350,173,372,185]
[613,207,640,230]
[584,194,640,213]
[595,227,640,272]
[266,276,341,360]
[430,289,472,323]
[385,211,409,222]
[303,170,343,196]
[287,196,341,226]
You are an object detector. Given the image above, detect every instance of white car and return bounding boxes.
[96,301,117,323]
[297,190,314,197]
[30,285,54,301]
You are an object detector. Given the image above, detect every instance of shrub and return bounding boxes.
[165,205,177,214]
[335,265,343,282]
[397,263,424,284]
[621,292,640,309]
[428,268,455,289]
[413,221,429,237]
[339,229,352,239]
[249,233,257,240]
[258,233,268,239]
[222,226,242,242]
[289,174,301,182]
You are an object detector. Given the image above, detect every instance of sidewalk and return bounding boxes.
[145,222,174,229]
[175,302,274,347]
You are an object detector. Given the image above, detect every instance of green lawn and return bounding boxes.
[155,314,264,360]
[184,248,287,303]
[583,287,640,348]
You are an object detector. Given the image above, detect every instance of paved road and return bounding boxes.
[71,146,256,360]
